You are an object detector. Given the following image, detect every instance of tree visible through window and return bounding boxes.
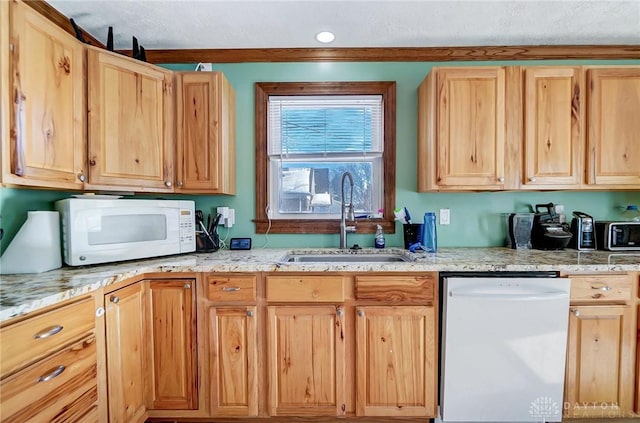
[254,82,396,235]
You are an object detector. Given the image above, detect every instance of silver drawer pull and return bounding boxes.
[37,365,65,382]
[572,309,580,317]
[34,325,63,339]
[222,287,240,292]
[591,285,612,291]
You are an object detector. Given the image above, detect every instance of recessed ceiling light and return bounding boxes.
[315,31,335,44]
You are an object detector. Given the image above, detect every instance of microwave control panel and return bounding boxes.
[179,209,196,251]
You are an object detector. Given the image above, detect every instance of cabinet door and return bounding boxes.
[209,306,258,416]
[355,306,436,417]
[87,47,174,191]
[587,67,640,187]
[176,72,236,194]
[147,280,197,410]
[4,0,86,189]
[267,306,345,416]
[564,305,635,418]
[433,67,506,189]
[105,283,147,423]
[523,67,585,188]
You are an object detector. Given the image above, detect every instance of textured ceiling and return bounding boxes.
[48,0,640,50]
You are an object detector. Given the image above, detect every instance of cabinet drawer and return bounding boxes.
[208,275,257,302]
[0,336,97,423]
[266,275,345,302]
[355,274,436,303]
[0,296,95,377]
[569,274,632,303]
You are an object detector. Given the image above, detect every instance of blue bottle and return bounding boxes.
[422,212,437,252]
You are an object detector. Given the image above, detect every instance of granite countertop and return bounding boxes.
[1,247,638,322]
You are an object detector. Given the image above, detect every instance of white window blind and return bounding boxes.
[268,95,384,157]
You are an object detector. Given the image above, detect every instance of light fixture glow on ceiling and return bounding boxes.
[315,31,335,43]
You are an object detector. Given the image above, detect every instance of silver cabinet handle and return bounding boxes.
[336,308,344,317]
[357,310,365,317]
[572,309,580,317]
[77,173,86,182]
[177,181,183,187]
[184,283,191,289]
[37,365,65,382]
[110,295,120,304]
[95,307,105,318]
[247,310,254,317]
[164,181,172,187]
[34,325,63,339]
[591,285,612,291]
[528,177,536,182]
[497,177,505,183]
[222,287,240,292]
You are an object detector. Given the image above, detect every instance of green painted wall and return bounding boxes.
[2,60,639,253]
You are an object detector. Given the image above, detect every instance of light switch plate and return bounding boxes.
[440,208,450,225]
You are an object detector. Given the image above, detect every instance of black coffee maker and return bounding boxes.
[530,203,573,250]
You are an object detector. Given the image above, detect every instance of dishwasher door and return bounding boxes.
[440,277,570,423]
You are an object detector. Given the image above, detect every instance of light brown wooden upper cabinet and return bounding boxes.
[586,67,640,188]
[86,46,174,192]
[418,67,506,191]
[176,72,236,194]
[2,0,86,190]
[522,67,585,188]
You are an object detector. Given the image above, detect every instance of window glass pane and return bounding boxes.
[275,161,378,216]
[269,95,383,156]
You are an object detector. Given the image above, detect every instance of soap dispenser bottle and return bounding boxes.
[374,224,385,248]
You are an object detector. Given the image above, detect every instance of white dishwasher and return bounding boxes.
[440,274,571,423]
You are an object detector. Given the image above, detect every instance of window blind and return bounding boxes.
[268,95,383,156]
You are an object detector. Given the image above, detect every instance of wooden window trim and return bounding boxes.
[254,81,396,234]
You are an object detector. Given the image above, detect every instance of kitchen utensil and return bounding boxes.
[531,203,572,250]
[569,211,595,250]
[505,213,534,249]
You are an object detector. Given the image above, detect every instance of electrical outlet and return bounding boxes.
[439,208,450,225]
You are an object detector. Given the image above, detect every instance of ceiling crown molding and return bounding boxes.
[123,45,640,64]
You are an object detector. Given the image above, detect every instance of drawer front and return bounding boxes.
[0,336,97,423]
[1,296,95,377]
[208,275,257,302]
[569,274,632,303]
[266,275,345,302]
[355,274,436,303]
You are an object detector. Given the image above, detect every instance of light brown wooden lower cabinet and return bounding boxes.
[355,306,437,417]
[209,306,258,416]
[267,305,346,417]
[105,282,147,423]
[564,305,635,418]
[146,279,198,410]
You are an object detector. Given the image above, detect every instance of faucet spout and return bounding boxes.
[340,171,356,249]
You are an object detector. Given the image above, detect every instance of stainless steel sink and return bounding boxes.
[281,253,412,263]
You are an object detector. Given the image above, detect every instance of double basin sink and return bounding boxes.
[280,250,413,264]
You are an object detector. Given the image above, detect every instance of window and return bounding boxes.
[255,82,396,234]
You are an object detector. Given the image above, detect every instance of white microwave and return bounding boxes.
[55,198,196,266]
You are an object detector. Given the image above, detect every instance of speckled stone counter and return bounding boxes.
[1,247,638,322]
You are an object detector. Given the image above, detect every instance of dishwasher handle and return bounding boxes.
[449,289,568,301]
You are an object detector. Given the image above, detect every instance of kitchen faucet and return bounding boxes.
[340,171,356,249]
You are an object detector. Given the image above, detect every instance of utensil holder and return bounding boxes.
[196,231,219,252]
[403,223,424,249]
